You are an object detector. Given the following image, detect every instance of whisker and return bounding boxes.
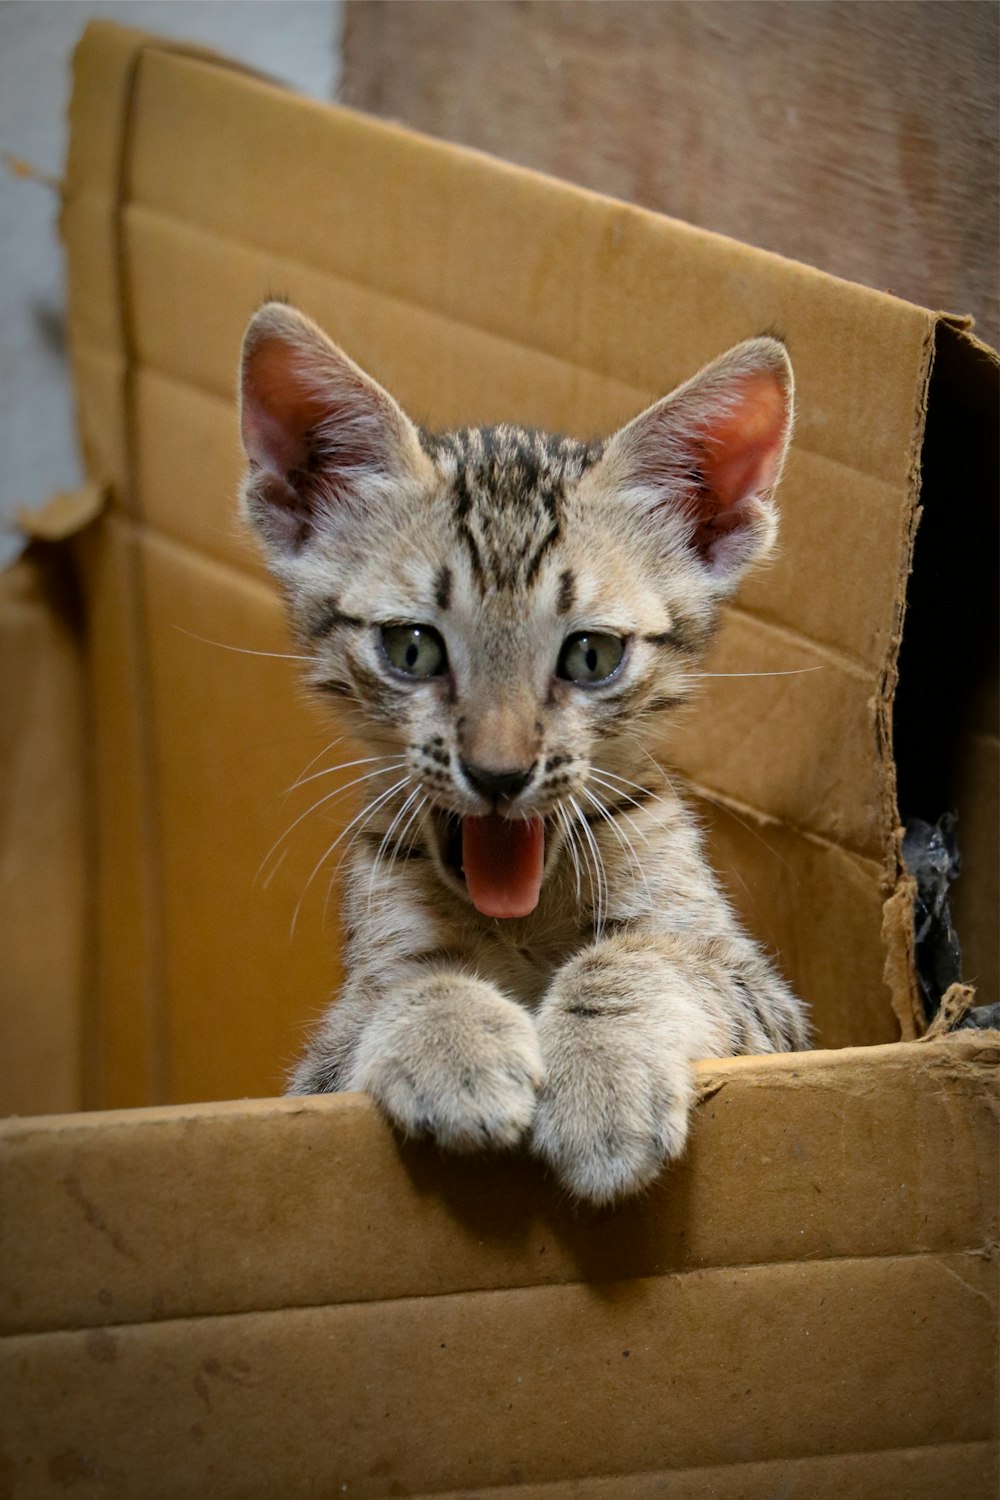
[590,763,663,800]
[636,748,685,803]
[589,767,679,845]
[326,780,421,923]
[172,625,314,664]
[258,760,407,886]
[569,794,606,938]
[260,845,289,893]
[579,783,651,912]
[293,775,412,937]
[588,768,657,824]
[330,797,402,886]
[554,803,583,906]
[286,752,404,796]
[563,797,596,918]
[378,792,430,904]
[366,784,424,914]
[591,761,690,852]
[286,734,345,792]
[695,667,824,679]
[586,775,654,850]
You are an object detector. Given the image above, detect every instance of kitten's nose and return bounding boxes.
[461,761,533,802]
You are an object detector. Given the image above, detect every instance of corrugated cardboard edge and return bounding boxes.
[888,316,1000,1031]
[2,1036,997,1338]
[877,305,937,1042]
[882,874,920,1040]
[2,1039,997,1487]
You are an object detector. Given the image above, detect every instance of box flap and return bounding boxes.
[60,22,996,1101]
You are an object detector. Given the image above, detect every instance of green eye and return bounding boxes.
[380,624,448,679]
[558,632,625,685]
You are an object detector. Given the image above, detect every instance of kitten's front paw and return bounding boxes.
[531,994,694,1206]
[351,975,543,1152]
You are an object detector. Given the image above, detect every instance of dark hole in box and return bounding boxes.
[894,322,999,1015]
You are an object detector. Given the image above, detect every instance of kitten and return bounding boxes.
[238,301,809,1204]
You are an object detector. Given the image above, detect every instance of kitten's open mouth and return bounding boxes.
[437,812,545,919]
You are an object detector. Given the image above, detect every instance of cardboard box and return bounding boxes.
[1,1038,997,1496]
[0,22,996,1496]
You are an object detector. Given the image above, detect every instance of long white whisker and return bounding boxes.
[695,667,824,679]
[366,784,424,915]
[286,753,404,796]
[585,804,609,938]
[397,791,430,861]
[172,626,314,663]
[260,845,289,893]
[377,793,430,906]
[636,747,685,803]
[288,735,345,793]
[570,798,599,927]
[590,764,658,796]
[330,791,407,885]
[555,803,583,906]
[327,781,423,923]
[579,784,651,911]
[586,775,654,850]
[588,769,674,848]
[294,775,411,936]
[588,769,656,821]
[258,759,408,884]
[569,794,606,938]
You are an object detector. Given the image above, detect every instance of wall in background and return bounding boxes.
[0,1,343,567]
[342,0,998,349]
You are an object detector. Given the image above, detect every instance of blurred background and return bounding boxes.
[2,0,997,556]
[1,0,342,567]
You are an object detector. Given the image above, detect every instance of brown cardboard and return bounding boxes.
[52,23,996,1106]
[1,1038,996,1496]
[1,1257,994,1497]
[2,1038,996,1335]
[0,554,88,1117]
[1,20,997,1496]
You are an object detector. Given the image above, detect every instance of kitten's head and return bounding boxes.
[239,302,793,916]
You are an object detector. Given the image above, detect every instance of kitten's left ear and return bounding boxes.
[238,301,430,557]
[599,337,794,589]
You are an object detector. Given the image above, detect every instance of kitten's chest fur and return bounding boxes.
[435,877,608,1006]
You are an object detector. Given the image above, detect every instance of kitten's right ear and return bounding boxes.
[239,302,428,555]
[595,336,794,592]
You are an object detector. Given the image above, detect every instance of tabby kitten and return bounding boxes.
[239,302,808,1204]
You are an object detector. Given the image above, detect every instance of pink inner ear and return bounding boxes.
[699,372,788,512]
[241,338,329,476]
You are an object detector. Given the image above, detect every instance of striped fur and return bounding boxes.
[239,302,808,1204]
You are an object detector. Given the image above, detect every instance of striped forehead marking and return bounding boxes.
[419,424,604,597]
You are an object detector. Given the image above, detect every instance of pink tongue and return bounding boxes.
[461,815,544,918]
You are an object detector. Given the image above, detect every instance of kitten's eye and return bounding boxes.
[557,632,625,685]
[380,624,448,679]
